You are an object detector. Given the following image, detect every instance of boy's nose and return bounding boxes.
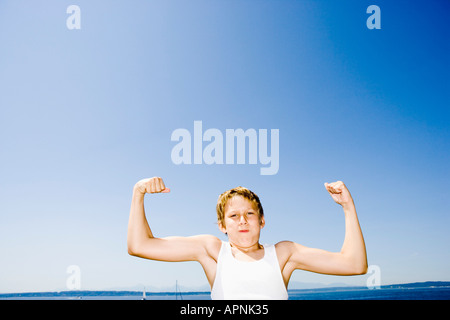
[239,215,248,224]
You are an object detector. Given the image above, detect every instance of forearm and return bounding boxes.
[127,187,154,254]
[340,203,367,274]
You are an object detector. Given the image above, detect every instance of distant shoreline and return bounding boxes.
[1,281,449,298]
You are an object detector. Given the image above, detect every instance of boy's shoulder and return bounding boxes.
[275,240,299,255]
[195,233,222,248]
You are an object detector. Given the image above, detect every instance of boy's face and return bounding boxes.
[219,195,265,247]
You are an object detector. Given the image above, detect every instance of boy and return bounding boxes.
[127,177,367,299]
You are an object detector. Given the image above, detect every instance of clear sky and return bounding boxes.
[0,0,449,293]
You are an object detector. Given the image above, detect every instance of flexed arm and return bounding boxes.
[324,181,368,274]
[280,181,367,278]
[127,177,219,265]
[127,177,170,256]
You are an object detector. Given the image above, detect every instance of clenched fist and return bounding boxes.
[324,181,354,208]
[134,177,170,195]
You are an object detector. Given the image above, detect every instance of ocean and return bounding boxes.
[1,286,450,300]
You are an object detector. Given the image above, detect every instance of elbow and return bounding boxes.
[341,256,368,275]
[127,246,136,256]
[127,242,141,257]
[354,266,368,276]
[127,234,145,257]
[127,236,156,258]
[127,247,136,256]
[352,261,368,275]
[341,251,368,275]
[127,238,153,258]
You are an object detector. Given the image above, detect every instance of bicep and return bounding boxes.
[286,242,359,276]
[129,234,218,263]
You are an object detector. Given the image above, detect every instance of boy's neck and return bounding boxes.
[230,241,263,251]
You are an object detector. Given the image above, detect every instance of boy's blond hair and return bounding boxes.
[216,186,264,227]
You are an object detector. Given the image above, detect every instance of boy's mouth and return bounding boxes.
[239,230,249,233]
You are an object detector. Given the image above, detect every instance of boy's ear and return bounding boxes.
[218,221,227,234]
[260,216,265,229]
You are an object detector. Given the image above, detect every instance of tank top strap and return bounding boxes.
[262,244,276,261]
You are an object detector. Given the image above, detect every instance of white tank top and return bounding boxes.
[211,241,288,300]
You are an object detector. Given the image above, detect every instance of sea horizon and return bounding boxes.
[1,281,449,300]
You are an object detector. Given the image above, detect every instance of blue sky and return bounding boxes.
[0,0,449,292]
